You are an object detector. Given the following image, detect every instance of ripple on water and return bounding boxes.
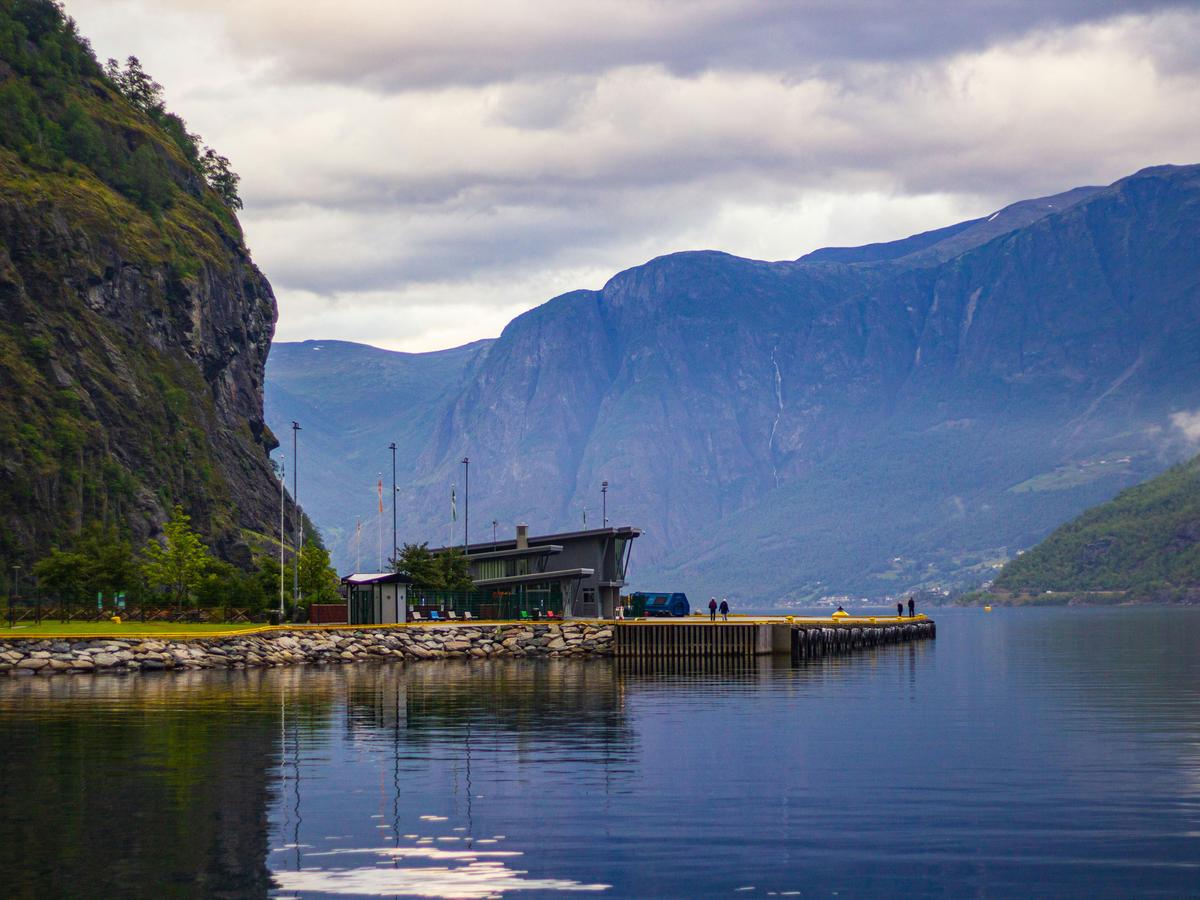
[273,844,610,898]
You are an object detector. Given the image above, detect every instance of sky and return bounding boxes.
[66,0,1200,353]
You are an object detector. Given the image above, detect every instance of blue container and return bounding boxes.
[631,591,690,618]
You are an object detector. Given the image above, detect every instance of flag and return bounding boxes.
[377,478,384,514]
[451,484,457,522]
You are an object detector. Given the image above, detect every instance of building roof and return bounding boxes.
[341,572,413,585]
[428,525,640,557]
[472,567,595,587]
[463,544,562,561]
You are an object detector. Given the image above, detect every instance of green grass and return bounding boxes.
[0,620,264,638]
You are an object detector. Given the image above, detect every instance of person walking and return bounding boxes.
[908,596,916,617]
[719,598,729,621]
[708,598,718,622]
[896,601,903,618]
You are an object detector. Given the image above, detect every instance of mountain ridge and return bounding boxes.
[267,163,1200,602]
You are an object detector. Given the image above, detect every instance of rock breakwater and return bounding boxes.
[0,623,614,676]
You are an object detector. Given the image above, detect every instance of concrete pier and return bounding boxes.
[612,617,935,659]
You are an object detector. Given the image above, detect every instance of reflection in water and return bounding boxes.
[0,670,283,899]
[274,844,609,897]
[2,612,1199,898]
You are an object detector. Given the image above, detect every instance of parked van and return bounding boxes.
[630,591,690,618]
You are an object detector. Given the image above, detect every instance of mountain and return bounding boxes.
[265,339,490,565]
[268,163,1200,604]
[970,453,1200,605]
[0,1,296,568]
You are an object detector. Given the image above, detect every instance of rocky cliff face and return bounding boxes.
[0,2,295,567]
[270,166,1200,603]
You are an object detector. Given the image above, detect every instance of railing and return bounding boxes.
[2,595,268,626]
[407,588,564,621]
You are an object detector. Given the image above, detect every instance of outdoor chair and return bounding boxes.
[429,610,442,621]
[447,610,459,620]
[519,610,530,620]
[410,611,422,622]
[463,611,473,620]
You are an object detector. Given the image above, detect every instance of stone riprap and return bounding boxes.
[0,623,614,676]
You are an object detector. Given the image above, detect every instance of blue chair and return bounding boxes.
[429,610,442,621]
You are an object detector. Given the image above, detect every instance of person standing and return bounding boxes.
[719,598,729,621]
[908,596,916,617]
[708,597,718,622]
[896,601,903,618]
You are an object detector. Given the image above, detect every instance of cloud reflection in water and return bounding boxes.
[273,845,610,897]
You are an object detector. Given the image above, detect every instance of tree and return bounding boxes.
[298,540,340,606]
[393,542,473,591]
[140,505,213,607]
[33,546,86,602]
[393,542,439,587]
[104,55,163,114]
[32,524,135,605]
[200,147,243,210]
[74,525,136,602]
[434,547,475,592]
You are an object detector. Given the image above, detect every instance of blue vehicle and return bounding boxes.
[632,591,690,618]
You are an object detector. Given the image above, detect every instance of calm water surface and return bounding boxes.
[2,608,1199,898]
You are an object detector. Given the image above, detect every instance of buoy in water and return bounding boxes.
[983,605,992,612]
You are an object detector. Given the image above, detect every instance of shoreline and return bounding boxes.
[0,622,614,676]
[0,616,935,676]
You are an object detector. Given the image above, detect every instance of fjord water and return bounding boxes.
[1,610,1198,898]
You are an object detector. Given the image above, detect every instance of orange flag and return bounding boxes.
[377,478,384,513]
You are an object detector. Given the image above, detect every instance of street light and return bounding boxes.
[389,443,397,567]
[601,481,608,528]
[492,519,498,550]
[292,421,302,608]
[461,457,470,555]
[278,460,285,620]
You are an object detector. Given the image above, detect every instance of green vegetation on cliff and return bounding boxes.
[967,454,1200,605]
[0,0,297,579]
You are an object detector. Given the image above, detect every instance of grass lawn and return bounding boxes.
[0,620,265,638]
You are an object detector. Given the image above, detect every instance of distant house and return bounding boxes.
[341,572,412,625]
[427,524,640,619]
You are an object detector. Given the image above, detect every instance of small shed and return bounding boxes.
[341,572,412,625]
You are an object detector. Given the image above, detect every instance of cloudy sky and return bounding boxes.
[67,0,1200,352]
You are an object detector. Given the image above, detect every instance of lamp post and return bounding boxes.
[389,442,397,567]
[461,457,470,555]
[601,481,608,528]
[278,460,285,620]
[292,421,301,608]
[492,519,497,550]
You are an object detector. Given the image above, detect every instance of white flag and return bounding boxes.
[451,484,457,522]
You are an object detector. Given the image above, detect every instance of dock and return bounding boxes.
[612,616,935,659]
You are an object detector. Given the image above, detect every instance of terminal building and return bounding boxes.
[418,524,640,619]
[342,523,640,623]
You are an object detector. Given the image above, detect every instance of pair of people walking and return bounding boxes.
[708,598,730,621]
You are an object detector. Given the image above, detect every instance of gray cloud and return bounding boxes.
[129,0,1190,89]
[65,1,1200,351]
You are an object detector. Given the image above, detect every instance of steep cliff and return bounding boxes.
[269,164,1200,603]
[0,1,295,567]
